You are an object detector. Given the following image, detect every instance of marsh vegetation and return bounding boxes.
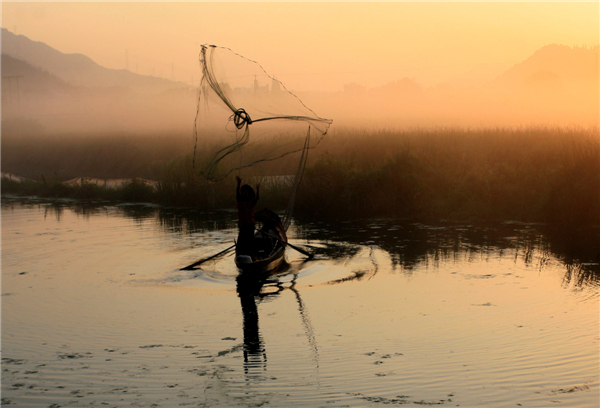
[2,126,598,226]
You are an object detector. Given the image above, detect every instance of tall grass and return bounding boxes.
[1,132,191,180]
[2,126,598,226]
[297,127,599,225]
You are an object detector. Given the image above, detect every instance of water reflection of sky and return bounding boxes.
[13,198,596,272]
[3,197,598,294]
[2,198,598,407]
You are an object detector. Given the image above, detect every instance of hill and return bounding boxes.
[494,44,599,87]
[1,28,183,92]
[1,29,598,132]
[2,54,75,95]
[1,29,197,134]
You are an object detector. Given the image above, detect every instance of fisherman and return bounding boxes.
[236,176,260,256]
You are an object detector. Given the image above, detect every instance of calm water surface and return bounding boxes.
[2,198,599,407]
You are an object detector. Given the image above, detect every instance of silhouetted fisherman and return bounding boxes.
[236,176,260,256]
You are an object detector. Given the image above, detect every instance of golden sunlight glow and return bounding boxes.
[1,2,598,129]
[2,2,597,90]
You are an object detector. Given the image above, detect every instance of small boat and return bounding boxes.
[235,210,287,274]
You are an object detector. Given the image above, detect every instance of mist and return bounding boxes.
[1,27,598,136]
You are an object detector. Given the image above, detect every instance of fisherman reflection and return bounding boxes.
[236,270,319,377]
[236,273,275,375]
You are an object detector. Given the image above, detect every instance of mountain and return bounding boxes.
[1,28,184,92]
[493,44,599,87]
[2,54,76,95]
[1,29,198,134]
[1,29,597,133]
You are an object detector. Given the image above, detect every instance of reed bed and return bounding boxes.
[2,126,598,225]
[1,132,191,180]
[298,126,599,225]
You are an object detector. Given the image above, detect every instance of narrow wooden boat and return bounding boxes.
[235,210,287,274]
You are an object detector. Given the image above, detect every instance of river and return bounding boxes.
[2,197,598,407]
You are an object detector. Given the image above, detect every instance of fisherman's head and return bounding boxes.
[240,184,255,200]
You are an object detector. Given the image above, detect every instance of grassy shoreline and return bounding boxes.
[2,126,599,226]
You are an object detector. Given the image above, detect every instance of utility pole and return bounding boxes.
[2,75,24,107]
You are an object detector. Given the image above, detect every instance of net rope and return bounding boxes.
[282,129,310,231]
[192,45,332,181]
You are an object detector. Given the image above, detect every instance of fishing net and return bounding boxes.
[192,45,332,181]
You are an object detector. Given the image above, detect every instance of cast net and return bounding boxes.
[192,45,332,182]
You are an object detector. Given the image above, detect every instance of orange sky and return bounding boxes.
[2,2,598,91]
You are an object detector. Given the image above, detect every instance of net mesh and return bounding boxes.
[193,45,332,181]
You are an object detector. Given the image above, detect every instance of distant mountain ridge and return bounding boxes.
[1,28,184,92]
[1,29,197,134]
[3,27,597,94]
[1,28,597,132]
[494,44,599,86]
[2,54,75,94]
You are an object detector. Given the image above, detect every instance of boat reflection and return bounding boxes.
[236,266,319,376]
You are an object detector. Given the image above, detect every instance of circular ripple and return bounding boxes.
[148,240,381,291]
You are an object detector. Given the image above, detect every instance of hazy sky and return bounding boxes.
[2,2,598,91]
